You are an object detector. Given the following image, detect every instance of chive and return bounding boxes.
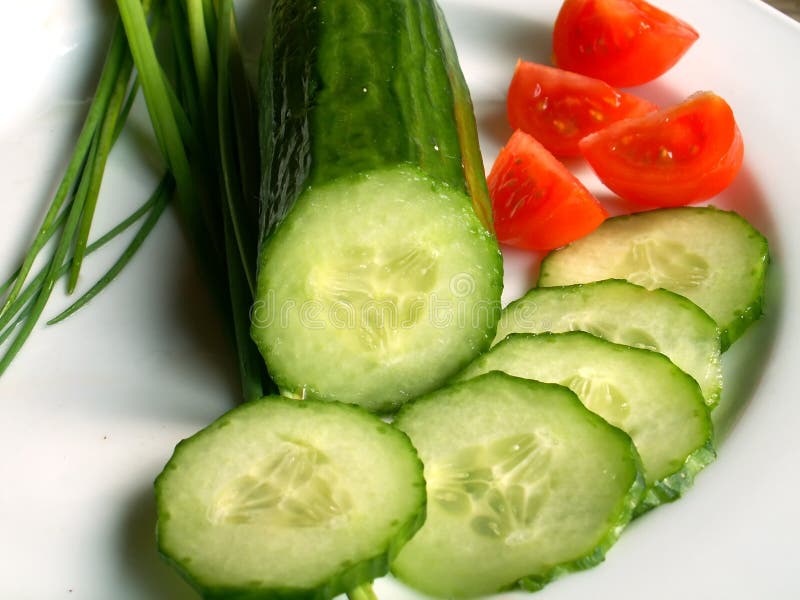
[217,0,256,294]
[68,52,135,292]
[67,0,169,292]
[186,0,216,119]
[2,0,272,393]
[166,0,272,397]
[0,208,70,299]
[112,74,140,142]
[0,20,128,320]
[165,0,230,292]
[347,583,379,600]
[228,15,259,219]
[0,302,31,347]
[49,176,173,324]
[214,0,270,399]
[0,178,167,337]
[168,0,204,132]
[0,137,95,374]
[0,267,45,336]
[0,1,169,375]
[115,0,195,224]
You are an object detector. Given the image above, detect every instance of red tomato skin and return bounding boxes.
[579,92,744,207]
[488,130,608,251]
[553,0,699,87]
[507,60,657,157]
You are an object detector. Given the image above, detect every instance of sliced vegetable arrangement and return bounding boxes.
[492,0,746,249]
[1,0,773,599]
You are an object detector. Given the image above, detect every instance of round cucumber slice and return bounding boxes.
[155,397,425,599]
[537,206,769,349]
[494,279,722,407]
[456,332,715,512]
[391,372,644,597]
[252,166,503,413]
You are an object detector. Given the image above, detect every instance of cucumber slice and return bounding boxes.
[456,332,715,512]
[155,396,425,599]
[495,279,722,406]
[256,0,503,411]
[253,167,502,412]
[392,372,644,597]
[538,206,769,349]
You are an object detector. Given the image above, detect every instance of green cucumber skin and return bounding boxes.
[155,397,427,600]
[639,440,716,516]
[162,543,424,600]
[161,556,392,600]
[167,550,414,600]
[259,0,492,243]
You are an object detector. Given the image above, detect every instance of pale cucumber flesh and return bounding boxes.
[252,166,503,413]
[456,332,715,511]
[495,279,722,406]
[392,372,644,597]
[538,207,769,349]
[155,397,426,599]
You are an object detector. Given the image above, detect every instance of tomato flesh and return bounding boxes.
[488,130,608,250]
[507,60,656,156]
[553,0,699,87]
[579,92,744,207]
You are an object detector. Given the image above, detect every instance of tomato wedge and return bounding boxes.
[488,130,608,250]
[579,92,744,207]
[507,60,657,157]
[553,0,699,87]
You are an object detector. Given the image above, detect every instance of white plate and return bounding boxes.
[1,1,798,598]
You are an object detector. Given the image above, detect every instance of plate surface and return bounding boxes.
[1,1,799,598]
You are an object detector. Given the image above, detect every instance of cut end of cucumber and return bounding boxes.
[155,396,426,599]
[392,372,644,598]
[252,166,503,413]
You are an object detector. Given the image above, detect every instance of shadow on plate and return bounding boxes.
[444,2,554,64]
[714,272,782,444]
[118,483,198,600]
[166,246,242,401]
[476,98,513,151]
[707,165,781,444]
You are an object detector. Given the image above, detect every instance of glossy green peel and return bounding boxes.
[259,0,493,240]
